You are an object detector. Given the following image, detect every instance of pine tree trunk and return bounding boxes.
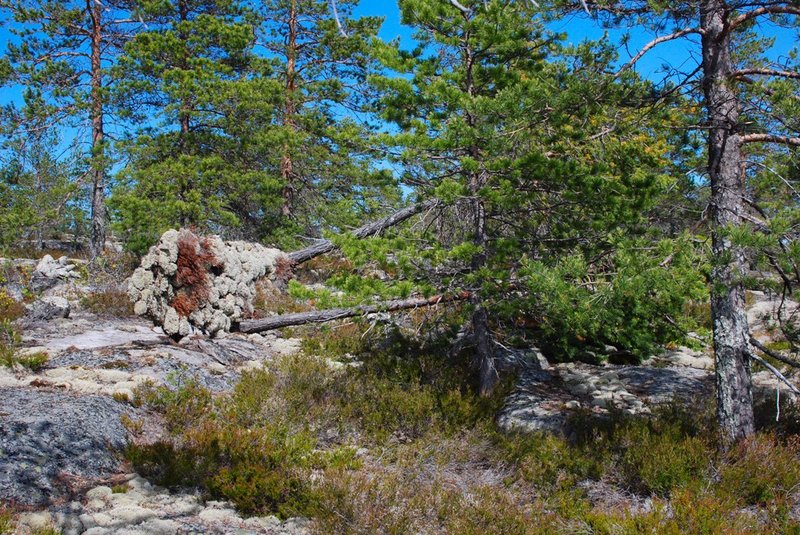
[462,40,497,397]
[89,0,106,258]
[177,0,191,227]
[281,0,298,219]
[701,0,755,443]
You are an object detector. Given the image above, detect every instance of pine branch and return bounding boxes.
[740,133,800,146]
[750,336,800,369]
[732,68,800,80]
[237,292,469,333]
[730,5,800,31]
[614,28,703,78]
[748,351,800,396]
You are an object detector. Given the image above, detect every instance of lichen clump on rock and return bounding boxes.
[127,229,285,338]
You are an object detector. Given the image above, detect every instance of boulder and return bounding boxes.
[30,254,81,292]
[0,388,133,506]
[26,296,71,320]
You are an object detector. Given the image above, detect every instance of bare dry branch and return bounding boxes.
[740,133,800,146]
[730,5,800,31]
[614,28,703,78]
[748,351,800,396]
[750,336,800,369]
[237,292,469,333]
[732,68,800,80]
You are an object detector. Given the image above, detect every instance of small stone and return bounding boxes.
[86,486,113,500]
[137,518,181,535]
[198,507,240,524]
[107,505,156,525]
[17,511,54,531]
[86,512,117,528]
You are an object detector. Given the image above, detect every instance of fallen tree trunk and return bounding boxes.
[238,292,468,334]
[287,199,440,264]
[128,200,440,338]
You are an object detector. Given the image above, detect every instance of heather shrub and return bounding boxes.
[80,289,135,317]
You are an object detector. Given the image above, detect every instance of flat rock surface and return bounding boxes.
[0,389,134,506]
[499,345,794,436]
[1,304,302,533]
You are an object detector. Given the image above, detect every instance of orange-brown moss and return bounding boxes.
[171,233,223,317]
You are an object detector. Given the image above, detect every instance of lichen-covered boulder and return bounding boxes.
[26,296,71,320]
[30,254,81,291]
[127,229,286,338]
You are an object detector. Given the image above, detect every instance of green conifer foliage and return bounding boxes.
[110,0,272,252]
[256,0,399,248]
[0,0,140,255]
[343,0,707,378]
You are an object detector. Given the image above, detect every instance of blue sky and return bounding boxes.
[0,1,797,142]
[2,1,796,100]
[354,1,798,80]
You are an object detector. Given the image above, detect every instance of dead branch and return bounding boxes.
[614,28,703,78]
[750,336,800,369]
[740,133,800,146]
[730,5,800,32]
[288,199,441,265]
[748,351,800,396]
[732,68,800,80]
[237,292,469,333]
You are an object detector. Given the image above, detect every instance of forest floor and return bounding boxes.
[2,253,800,534]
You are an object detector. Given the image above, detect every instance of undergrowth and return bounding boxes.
[80,289,135,317]
[0,319,48,370]
[128,320,800,533]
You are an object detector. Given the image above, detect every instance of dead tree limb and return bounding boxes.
[748,351,800,397]
[129,200,442,338]
[237,292,468,334]
[749,336,800,369]
[288,199,440,265]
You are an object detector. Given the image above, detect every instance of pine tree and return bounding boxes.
[0,0,140,256]
[354,0,702,394]
[0,91,80,249]
[257,0,397,247]
[110,0,261,251]
[545,0,800,443]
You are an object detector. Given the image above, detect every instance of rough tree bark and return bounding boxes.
[461,25,498,397]
[88,0,106,258]
[701,0,755,442]
[281,0,298,218]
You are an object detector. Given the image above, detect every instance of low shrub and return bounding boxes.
[0,507,12,535]
[616,420,711,495]
[0,289,24,322]
[125,320,800,532]
[508,432,600,491]
[80,289,134,317]
[719,435,800,514]
[0,320,42,370]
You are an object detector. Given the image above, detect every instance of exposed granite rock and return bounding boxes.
[0,389,133,506]
[26,296,71,320]
[30,254,81,292]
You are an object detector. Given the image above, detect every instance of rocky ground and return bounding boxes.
[1,309,308,534]
[1,256,798,533]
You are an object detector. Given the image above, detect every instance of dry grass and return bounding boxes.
[81,289,135,317]
[125,325,800,533]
